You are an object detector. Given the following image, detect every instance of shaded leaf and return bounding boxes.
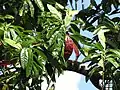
[90,0,97,7]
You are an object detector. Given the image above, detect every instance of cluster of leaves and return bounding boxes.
[0,0,78,89]
[73,0,120,89]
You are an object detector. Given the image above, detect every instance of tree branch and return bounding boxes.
[64,60,103,90]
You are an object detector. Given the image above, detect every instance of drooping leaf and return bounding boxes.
[46,26,60,39]
[64,9,78,27]
[33,48,47,60]
[20,48,29,69]
[26,48,33,77]
[27,0,34,17]
[33,61,39,76]
[94,42,104,51]
[47,4,62,20]
[98,58,104,68]
[70,24,80,33]
[90,0,97,7]
[4,38,22,49]
[97,29,106,50]
[107,57,119,68]
[55,2,64,10]
[108,49,120,58]
[0,15,14,20]
[86,66,100,82]
[34,0,44,11]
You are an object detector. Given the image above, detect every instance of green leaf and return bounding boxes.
[26,48,33,77]
[4,38,22,49]
[34,0,44,11]
[108,49,120,58]
[64,9,78,27]
[34,61,43,72]
[33,62,39,76]
[20,48,29,69]
[107,58,119,68]
[94,42,104,51]
[47,4,62,20]
[82,54,100,63]
[97,30,106,50]
[2,84,9,90]
[90,0,97,7]
[82,55,92,63]
[33,48,47,60]
[71,33,92,46]
[0,15,14,20]
[70,24,80,33]
[86,67,99,82]
[0,29,4,39]
[19,1,28,16]
[103,17,116,31]
[27,0,34,17]
[46,26,60,39]
[9,29,18,40]
[98,58,104,68]
[55,2,64,10]
[4,15,14,19]
[19,5,24,16]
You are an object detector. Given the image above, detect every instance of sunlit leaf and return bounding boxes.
[0,15,14,20]
[98,58,104,68]
[64,9,78,27]
[107,57,119,68]
[47,4,62,20]
[4,38,22,49]
[34,0,44,11]
[97,30,106,49]
[27,0,34,17]
[20,48,29,69]
[55,2,64,9]
[108,49,120,58]
[9,29,18,40]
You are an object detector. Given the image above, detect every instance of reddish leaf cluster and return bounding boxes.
[64,33,80,61]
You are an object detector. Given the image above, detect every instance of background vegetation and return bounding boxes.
[0,0,120,90]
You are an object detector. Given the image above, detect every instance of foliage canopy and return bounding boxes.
[0,0,120,90]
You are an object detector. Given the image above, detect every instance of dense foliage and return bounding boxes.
[0,0,120,90]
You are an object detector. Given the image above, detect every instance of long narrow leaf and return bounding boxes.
[34,0,44,11]
[26,48,33,77]
[4,38,22,49]
[20,48,29,69]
